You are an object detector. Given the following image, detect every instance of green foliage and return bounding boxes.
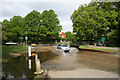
[106,30,118,47]
[2,16,24,43]
[2,9,62,44]
[71,2,119,47]
[41,9,62,42]
[2,19,10,42]
[33,75,41,80]
[65,31,76,42]
[0,22,2,40]
[24,10,42,43]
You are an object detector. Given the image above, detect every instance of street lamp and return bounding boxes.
[25,29,29,46]
[19,21,23,45]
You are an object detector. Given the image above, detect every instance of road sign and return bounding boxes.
[25,37,28,40]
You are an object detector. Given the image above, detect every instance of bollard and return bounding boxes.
[36,59,41,72]
[35,54,38,61]
[34,59,44,74]
[34,54,43,74]
[28,46,31,57]
[29,59,31,69]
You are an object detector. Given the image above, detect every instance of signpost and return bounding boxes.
[28,46,31,57]
[26,29,29,46]
[25,36,28,46]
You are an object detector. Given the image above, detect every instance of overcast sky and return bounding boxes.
[0,0,92,32]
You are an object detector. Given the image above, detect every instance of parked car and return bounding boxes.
[57,44,70,52]
[6,42,17,46]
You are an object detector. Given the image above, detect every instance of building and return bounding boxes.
[59,32,66,38]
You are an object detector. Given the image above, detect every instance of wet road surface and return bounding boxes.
[41,46,118,78]
[2,46,118,79]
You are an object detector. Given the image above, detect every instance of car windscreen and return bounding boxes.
[60,44,67,47]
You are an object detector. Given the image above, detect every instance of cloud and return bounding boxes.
[60,20,73,32]
[0,0,92,32]
[1,0,91,2]
[1,2,32,17]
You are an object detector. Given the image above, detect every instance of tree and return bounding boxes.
[71,1,119,46]
[0,21,2,43]
[24,10,42,43]
[97,2,119,47]
[2,19,9,42]
[24,9,62,43]
[65,31,76,42]
[2,16,24,43]
[41,9,62,42]
[2,9,62,44]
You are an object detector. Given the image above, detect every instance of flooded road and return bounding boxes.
[41,46,118,78]
[2,46,118,79]
[2,47,57,79]
[42,47,118,72]
[76,50,118,73]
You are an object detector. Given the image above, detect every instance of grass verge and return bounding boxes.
[2,45,28,59]
[79,46,119,52]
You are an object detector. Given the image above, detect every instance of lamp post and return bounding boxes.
[25,29,29,46]
[19,21,23,45]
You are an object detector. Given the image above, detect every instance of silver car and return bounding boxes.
[57,44,70,52]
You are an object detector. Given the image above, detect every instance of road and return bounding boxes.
[41,46,118,78]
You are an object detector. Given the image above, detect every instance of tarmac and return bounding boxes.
[41,47,118,78]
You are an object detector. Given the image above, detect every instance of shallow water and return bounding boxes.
[2,51,57,79]
[2,47,118,79]
[42,47,118,73]
[76,50,118,73]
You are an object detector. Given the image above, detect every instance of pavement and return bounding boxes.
[88,45,120,51]
[48,68,118,78]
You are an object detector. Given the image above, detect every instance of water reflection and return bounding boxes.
[2,51,57,79]
[29,59,31,69]
[2,56,36,79]
[37,51,57,63]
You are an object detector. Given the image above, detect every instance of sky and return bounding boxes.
[0,0,92,32]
